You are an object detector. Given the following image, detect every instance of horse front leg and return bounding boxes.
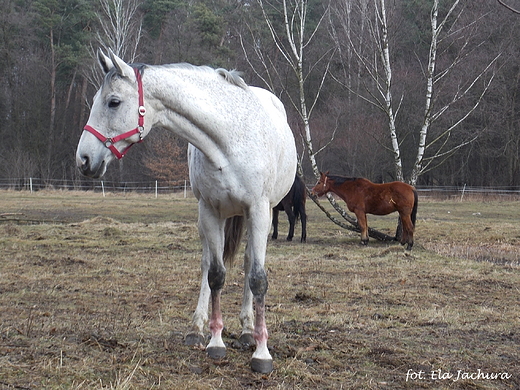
[355,210,369,245]
[185,251,210,347]
[246,203,273,373]
[186,203,227,358]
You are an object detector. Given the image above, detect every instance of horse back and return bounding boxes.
[358,179,415,215]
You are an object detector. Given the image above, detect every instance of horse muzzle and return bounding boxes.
[76,154,108,179]
[310,189,322,197]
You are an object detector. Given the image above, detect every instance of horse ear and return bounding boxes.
[108,48,135,80]
[98,49,113,74]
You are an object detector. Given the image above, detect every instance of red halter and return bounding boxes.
[83,67,145,160]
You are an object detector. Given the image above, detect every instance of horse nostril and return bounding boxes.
[78,155,90,173]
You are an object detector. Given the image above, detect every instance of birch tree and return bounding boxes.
[95,0,142,61]
[332,0,500,186]
[88,0,143,89]
[86,0,144,182]
[242,0,332,176]
[409,0,500,185]
[242,0,395,238]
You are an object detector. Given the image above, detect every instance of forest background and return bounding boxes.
[0,0,519,188]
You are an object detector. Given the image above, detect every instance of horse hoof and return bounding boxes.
[207,346,227,359]
[360,240,368,246]
[238,333,255,347]
[185,333,205,346]
[406,243,413,251]
[251,358,273,373]
[286,237,293,241]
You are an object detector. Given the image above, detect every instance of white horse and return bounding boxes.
[76,50,297,373]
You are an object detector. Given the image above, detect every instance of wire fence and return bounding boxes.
[0,177,191,197]
[1,177,520,200]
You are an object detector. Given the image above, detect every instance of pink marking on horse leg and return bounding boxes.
[251,295,273,373]
[206,290,226,358]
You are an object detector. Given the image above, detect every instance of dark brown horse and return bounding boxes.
[312,172,418,250]
[272,174,307,242]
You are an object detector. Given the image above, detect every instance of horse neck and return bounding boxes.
[144,66,236,165]
[328,178,356,199]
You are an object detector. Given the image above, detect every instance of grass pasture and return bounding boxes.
[0,190,519,389]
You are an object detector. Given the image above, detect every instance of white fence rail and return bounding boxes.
[0,178,519,199]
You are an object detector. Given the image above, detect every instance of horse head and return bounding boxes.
[311,171,331,197]
[76,49,154,178]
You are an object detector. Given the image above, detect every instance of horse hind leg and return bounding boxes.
[400,215,414,250]
[300,208,307,243]
[238,242,255,347]
[285,207,296,241]
[405,228,414,250]
[271,208,279,240]
[395,217,403,242]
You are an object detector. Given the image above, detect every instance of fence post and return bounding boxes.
[460,183,466,202]
[101,181,105,197]
[30,177,33,193]
[184,180,187,198]
[155,180,158,198]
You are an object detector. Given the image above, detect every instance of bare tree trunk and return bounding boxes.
[46,28,57,180]
[88,0,143,88]
[409,0,499,186]
[409,0,445,186]
[333,0,499,187]
[376,0,403,181]
[257,0,330,178]
[252,0,392,238]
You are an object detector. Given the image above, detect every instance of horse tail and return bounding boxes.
[411,189,418,227]
[223,216,245,267]
[292,175,306,221]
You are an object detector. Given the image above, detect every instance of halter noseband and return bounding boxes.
[83,67,145,160]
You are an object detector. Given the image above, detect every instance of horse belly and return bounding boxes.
[250,87,297,204]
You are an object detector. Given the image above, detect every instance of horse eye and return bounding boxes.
[108,99,120,108]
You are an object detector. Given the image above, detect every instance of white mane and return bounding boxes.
[158,63,248,89]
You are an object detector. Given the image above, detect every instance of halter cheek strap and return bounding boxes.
[83,67,145,160]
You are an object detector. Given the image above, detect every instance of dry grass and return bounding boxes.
[0,191,518,389]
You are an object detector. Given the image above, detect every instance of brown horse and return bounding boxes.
[312,172,418,250]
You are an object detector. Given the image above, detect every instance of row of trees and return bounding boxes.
[0,0,518,188]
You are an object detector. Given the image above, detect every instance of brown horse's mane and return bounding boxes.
[326,175,359,185]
